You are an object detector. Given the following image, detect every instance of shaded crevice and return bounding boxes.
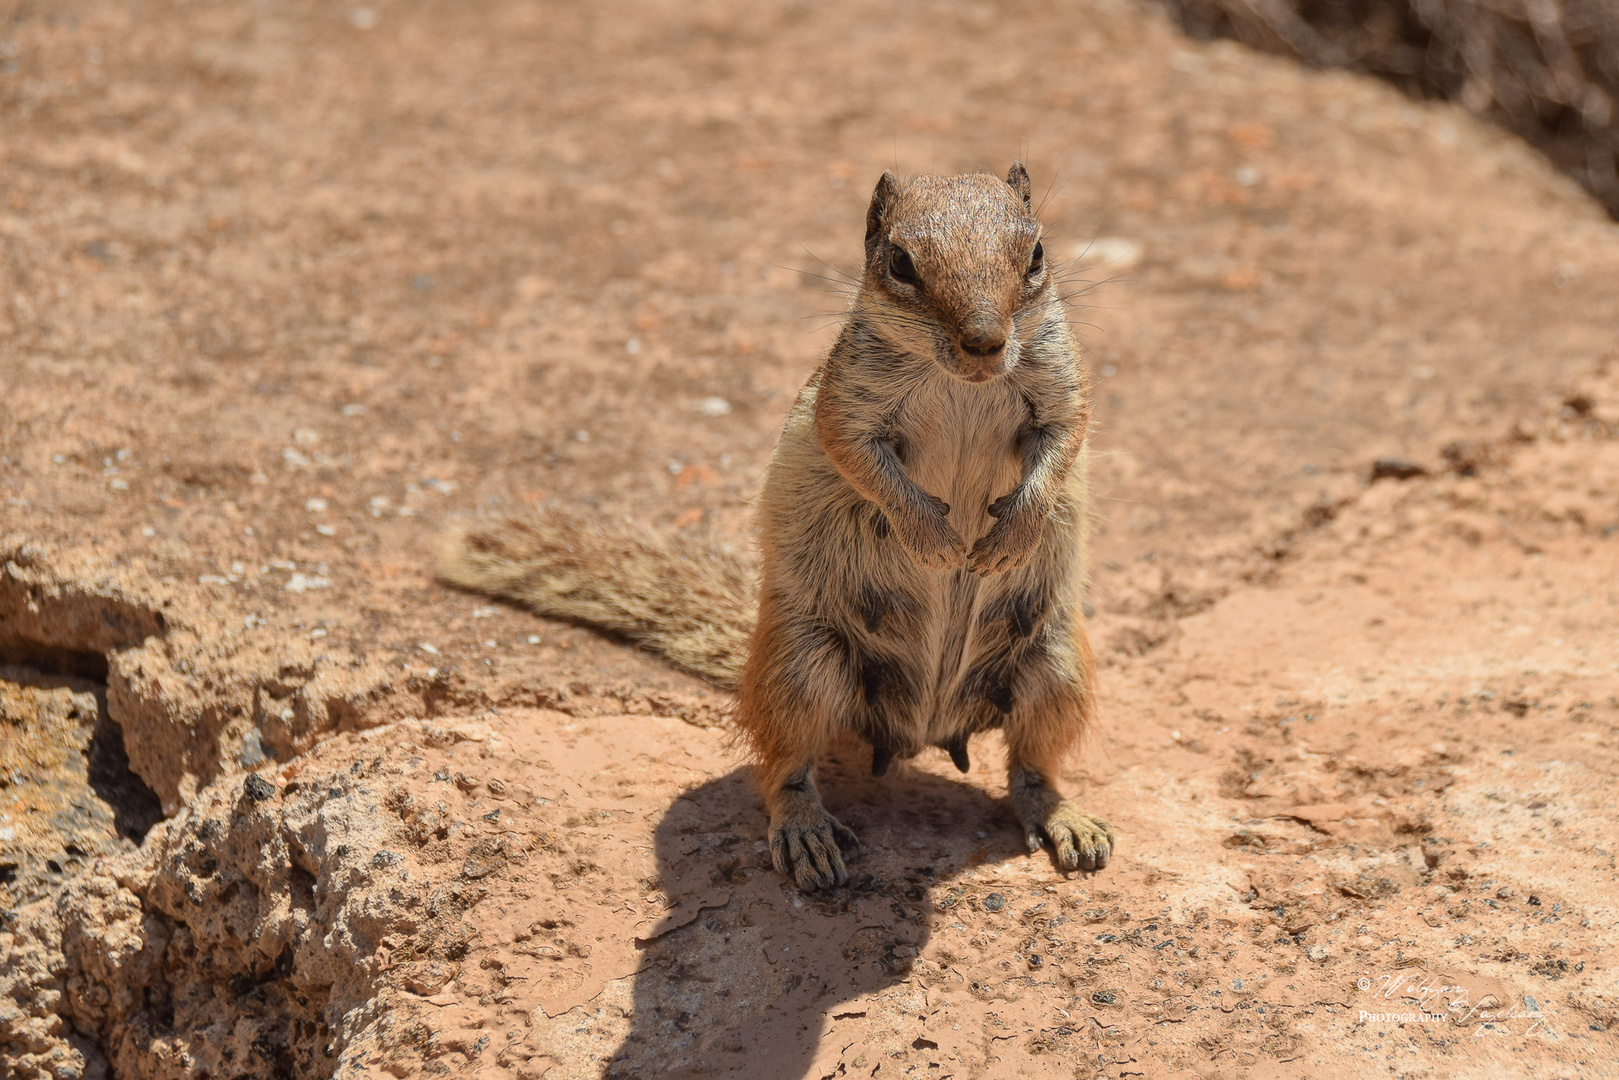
[0,559,173,839]
[0,637,109,682]
[86,708,164,844]
[0,638,166,847]
[0,666,143,912]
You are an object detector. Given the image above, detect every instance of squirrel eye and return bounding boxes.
[1028,241,1044,276]
[888,246,918,285]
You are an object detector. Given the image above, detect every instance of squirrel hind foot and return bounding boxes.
[770,804,858,891]
[1031,802,1115,874]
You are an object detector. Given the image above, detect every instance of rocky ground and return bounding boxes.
[1,0,1617,1077]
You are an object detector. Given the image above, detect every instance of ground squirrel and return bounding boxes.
[441,163,1114,890]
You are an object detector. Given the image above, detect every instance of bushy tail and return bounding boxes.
[438,512,756,688]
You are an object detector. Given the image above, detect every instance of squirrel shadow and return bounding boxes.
[605,743,1036,1079]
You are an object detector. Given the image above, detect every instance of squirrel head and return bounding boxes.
[858,163,1049,384]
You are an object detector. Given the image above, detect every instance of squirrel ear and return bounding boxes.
[1006,162,1032,207]
[865,170,900,252]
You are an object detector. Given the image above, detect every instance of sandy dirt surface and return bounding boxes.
[2,1,1618,1077]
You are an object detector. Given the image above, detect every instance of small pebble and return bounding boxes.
[1371,458,1427,481]
[982,893,1006,912]
[284,573,330,593]
[238,731,268,768]
[242,774,278,803]
[1079,236,1143,270]
[696,396,732,417]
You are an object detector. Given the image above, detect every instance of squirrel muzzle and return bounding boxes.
[953,315,1013,382]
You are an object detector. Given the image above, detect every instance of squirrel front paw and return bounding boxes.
[893,495,967,570]
[968,492,1044,575]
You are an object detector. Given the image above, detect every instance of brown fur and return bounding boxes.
[441,164,1114,890]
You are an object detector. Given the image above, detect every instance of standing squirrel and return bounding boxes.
[441,163,1114,890]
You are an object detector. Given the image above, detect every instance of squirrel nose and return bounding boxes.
[960,325,1007,356]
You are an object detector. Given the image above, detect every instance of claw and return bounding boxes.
[832,821,860,853]
[987,489,1019,518]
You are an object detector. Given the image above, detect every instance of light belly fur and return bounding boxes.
[892,377,1028,736]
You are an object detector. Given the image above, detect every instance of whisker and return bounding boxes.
[1035,172,1068,217]
[793,240,862,285]
[854,311,947,333]
[770,262,859,294]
